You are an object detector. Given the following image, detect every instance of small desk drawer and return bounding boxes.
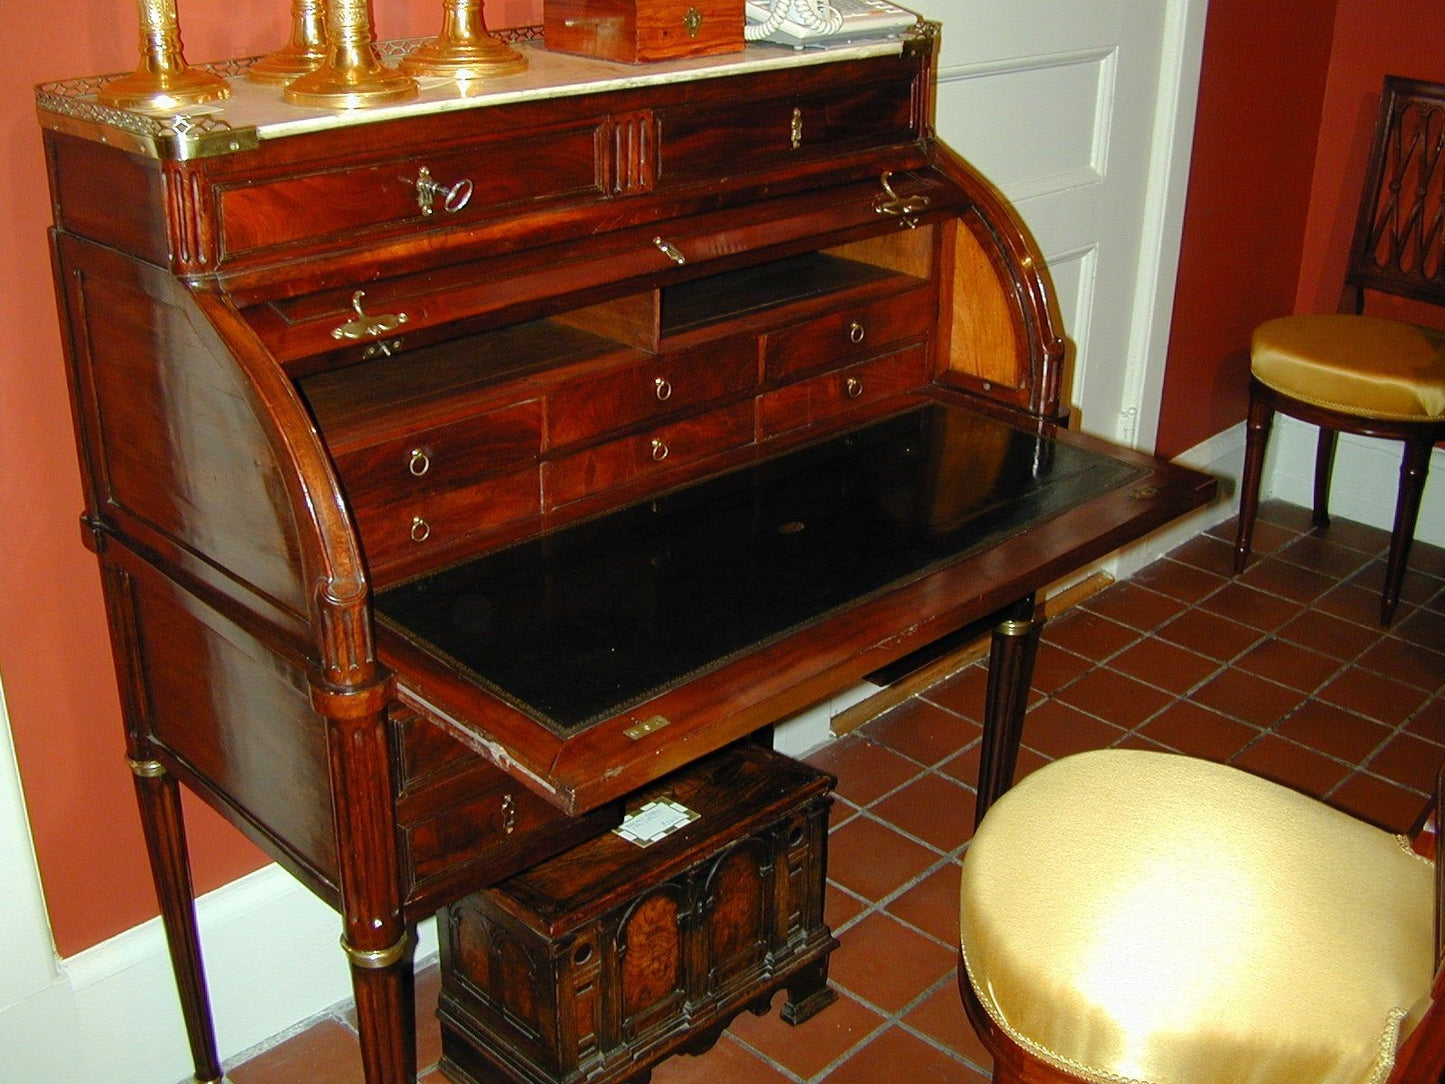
[354,466,539,570]
[331,399,544,507]
[548,338,757,449]
[658,78,918,185]
[760,344,929,437]
[763,287,933,382]
[217,122,608,257]
[390,710,614,908]
[547,399,755,507]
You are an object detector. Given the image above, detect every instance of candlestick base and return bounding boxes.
[97,65,231,112]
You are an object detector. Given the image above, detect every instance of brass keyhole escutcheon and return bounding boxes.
[414,166,474,217]
[683,6,703,37]
[653,237,687,265]
[501,793,517,834]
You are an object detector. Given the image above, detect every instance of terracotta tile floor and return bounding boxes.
[224,501,1445,1083]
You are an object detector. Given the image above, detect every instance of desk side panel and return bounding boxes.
[930,142,1066,420]
[44,134,170,268]
[105,546,341,899]
[53,234,313,622]
[51,233,383,902]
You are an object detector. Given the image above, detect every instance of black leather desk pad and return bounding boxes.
[375,404,1144,734]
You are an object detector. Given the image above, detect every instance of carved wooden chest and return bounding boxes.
[543,0,745,64]
[436,743,837,1084]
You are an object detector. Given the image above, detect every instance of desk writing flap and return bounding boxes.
[375,403,1143,735]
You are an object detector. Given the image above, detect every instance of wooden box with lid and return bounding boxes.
[543,0,745,64]
[436,743,836,1084]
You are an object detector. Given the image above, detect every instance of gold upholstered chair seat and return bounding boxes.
[958,749,1437,1084]
[1252,314,1445,421]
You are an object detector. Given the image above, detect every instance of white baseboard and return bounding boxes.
[2,864,437,1084]
[1261,416,1445,547]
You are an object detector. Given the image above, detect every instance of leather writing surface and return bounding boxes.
[375,404,1143,733]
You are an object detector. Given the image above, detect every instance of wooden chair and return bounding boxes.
[1234,75,1445,626]
[957,749,1445,1084]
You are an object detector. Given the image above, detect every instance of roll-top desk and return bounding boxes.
[38,24,1214,1084]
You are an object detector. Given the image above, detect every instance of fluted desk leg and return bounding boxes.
[129,756,224,1084]
[974,596,1043,827]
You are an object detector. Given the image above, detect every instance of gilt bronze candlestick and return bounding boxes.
[284,0,416,108]
[248,0,328,85]
[401,0,528,79]
[98,0,230,112]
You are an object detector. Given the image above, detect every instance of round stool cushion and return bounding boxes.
[1252,314,1445,420]
[959,749,1435,1084]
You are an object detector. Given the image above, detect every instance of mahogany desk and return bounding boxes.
[38,25,1214,1083]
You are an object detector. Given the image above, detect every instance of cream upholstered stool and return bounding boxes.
[957,749,1445,1084]
[1232,76,1445,627]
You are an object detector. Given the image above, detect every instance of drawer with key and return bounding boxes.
[546,399,755,508]
[763,285,934,382]
[216,120,609,259]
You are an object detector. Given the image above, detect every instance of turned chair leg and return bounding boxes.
[1234,386,1274,573]
[1312,428,1338,529]
[1381,438,1434,625]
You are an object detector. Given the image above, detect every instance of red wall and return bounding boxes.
[1156,0,1445,459]
[0,0,539,958]
[1154,0,1336,459]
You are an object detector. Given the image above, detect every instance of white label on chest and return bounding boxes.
[613,798,700,847]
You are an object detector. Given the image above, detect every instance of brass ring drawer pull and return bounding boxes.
[651,438,670,461]
[408,448,430,477]
[845,377,864,399]
[410,516,431,543]
[848,321,866,344]
[653,237,687,265]
[414,166,474,217]
[654,377,673,401]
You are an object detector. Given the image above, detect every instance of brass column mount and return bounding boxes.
[284,0,416,109]
[400,0,528,80]
[247,0,328,85]
[98,0,231,113]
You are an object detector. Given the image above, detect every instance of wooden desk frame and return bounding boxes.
[40,29,1214,1084]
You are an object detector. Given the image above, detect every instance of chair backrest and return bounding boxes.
[1344,76,1445,312]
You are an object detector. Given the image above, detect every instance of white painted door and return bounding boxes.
[905,0,1206,449]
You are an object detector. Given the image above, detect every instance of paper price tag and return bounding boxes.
[613,798,699,847]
